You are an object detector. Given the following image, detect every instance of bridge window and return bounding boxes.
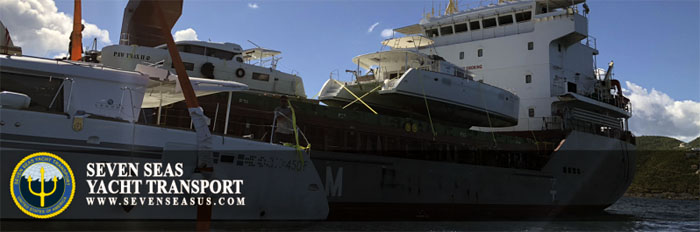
[440,25,454,35]
[477,49,483,57]
[528,107,535,117]
[425,28,439,38]
[498,15,513,26]
[567,82,577,93]
[469,21,480,30]
[206,48,236,60]
[482,18,497,28]
[171,62,194,71]
[252,72,270,82]
[459,52,464,60]
[515,11,532,22]
[177,44,205,55]
[454,23,468,33]
[525,74,532,83]
[528,42,534,50]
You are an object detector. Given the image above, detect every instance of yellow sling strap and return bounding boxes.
[332,79,378,114]
[287,99,305,171]
[342,85,382,109]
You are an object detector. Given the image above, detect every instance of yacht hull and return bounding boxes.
[319,69,519,127]
[0,108,329,220]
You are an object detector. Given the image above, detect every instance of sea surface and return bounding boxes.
[2,197,698,231]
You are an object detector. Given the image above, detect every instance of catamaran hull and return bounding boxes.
[312,130,635,219]
[0,108,329,220]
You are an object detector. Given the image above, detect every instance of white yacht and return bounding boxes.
[318,36,519,127]
[101,40,306,98]
[0,1,327,219]
[0,54,328,220]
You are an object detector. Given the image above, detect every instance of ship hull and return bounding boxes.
[312,130,635,219]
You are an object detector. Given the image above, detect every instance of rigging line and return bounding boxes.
[478,83,497,146]
[419,74,437,139]
[342,85,382,109]
[530,129,539,151]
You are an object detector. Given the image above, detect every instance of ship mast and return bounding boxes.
[70,0,82,61]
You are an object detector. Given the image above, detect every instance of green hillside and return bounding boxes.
[689,137,700,148]
[626,136,699,199]
[635,136,683,150]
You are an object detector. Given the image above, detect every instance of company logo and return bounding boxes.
[10,152,75,219]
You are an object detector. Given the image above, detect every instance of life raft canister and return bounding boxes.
[200,62,215,79]
[235,68,245,78]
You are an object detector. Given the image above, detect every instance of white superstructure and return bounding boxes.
[396,0,631,134]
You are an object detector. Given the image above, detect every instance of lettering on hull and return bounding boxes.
[325,166,343,197]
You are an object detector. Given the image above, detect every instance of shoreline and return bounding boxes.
[624,192,699,201]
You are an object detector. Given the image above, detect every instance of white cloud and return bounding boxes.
[367,22,379,33]
[247,3,259,9]
[173,28,198,41]
[380,28,394,38]
[0,0,111,57]
[624,81,700,142]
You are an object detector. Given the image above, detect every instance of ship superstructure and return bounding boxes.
[395,0,631,136]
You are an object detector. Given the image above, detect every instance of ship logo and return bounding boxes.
[72,116,83,132]
[10,152,75,219]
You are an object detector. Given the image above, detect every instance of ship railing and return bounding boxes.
[562,117,634,143]
[119,32,130,45]
[583,35,597,51]
[583,91,632,114]
[542,116,564,130]
[534,4,585,23]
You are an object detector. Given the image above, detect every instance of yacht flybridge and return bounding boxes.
[101,40,306,98]
[319,36,519,127]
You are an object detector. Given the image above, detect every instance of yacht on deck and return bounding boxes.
[318,36,519,127]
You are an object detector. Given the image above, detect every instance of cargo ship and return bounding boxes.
[121,0,635,219]
[1,0,635,220]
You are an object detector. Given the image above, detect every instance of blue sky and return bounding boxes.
[3,0,700,141]
[48,0,698,101]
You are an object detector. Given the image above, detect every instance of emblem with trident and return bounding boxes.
[27,167,58,207]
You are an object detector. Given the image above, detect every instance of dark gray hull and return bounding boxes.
[311,131,635,219]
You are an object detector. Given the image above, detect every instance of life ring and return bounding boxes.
[200,62,215,79]
[235,68,245,78]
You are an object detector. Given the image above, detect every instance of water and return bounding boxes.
[2,197,698,231]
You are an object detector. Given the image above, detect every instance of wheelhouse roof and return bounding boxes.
[352,50,428,70]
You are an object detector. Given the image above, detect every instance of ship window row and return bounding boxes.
[425,11,532,38]
[563,166,582,174]
[175,44,239,61]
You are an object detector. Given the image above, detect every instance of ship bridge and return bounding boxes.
[391,0,632,139]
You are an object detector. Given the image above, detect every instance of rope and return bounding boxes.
[477,84,497,146]
[419,74,437,139]
[530,130,540,151]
